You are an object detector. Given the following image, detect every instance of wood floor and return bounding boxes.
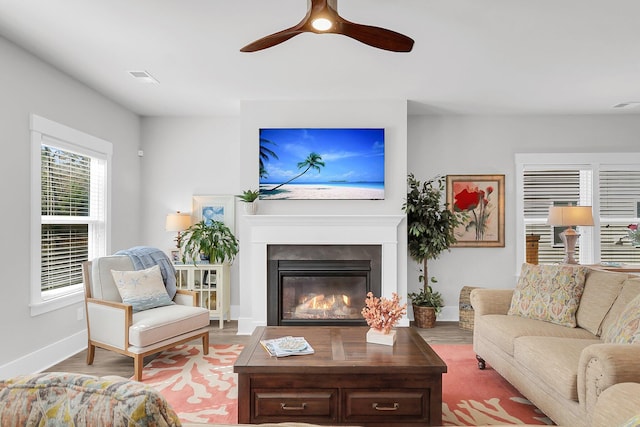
[45,321,472,379]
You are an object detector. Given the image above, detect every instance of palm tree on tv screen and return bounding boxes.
[268,152,325,191]
[259,137,278,179]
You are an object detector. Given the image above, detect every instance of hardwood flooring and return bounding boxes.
[45,321,472,378]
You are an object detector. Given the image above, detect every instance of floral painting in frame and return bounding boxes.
[446,174,505,247]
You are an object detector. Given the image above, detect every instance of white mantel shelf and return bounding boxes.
[244,214,404,243]
[237,214,407,335]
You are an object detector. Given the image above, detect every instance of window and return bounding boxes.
[516,153,640,268]
[30,115,111,315]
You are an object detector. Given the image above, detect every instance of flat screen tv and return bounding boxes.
[259,128,385,200]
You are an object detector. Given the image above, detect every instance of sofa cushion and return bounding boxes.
[576,269,628,336]
[476,313,597,356]
[0,372,180,426]
[508,263,589,327]
[129,304,210,348]
[514,336,599,401]
[601,278,640,335]
[112,265,174,312]
[602,293,640,344]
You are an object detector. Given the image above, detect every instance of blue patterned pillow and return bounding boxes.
[111,265,174,312]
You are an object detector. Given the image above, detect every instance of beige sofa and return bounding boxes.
[471,265,640,427]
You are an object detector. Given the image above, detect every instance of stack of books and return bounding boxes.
[260,336,315,357]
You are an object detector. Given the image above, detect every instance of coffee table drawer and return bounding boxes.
[344,390,427,420]
[254,389,338,422]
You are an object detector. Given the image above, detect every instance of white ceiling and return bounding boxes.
[1,0,640,117]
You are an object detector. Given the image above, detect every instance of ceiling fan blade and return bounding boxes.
[338,20,414,52]
[240,27,305,52]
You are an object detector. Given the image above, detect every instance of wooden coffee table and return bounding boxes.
[234,326,447,426]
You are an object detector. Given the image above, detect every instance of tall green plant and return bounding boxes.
[180,220,239,265]
[403,173,460,305]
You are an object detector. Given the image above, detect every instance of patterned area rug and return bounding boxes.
[434,344,553,426]
[141,343,552,426]
[138,344,243,424]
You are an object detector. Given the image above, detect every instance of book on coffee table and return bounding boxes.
[260,336,315,357]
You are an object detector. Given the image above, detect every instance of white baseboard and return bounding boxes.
[0,330,87,379]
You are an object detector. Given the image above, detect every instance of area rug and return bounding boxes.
[433,344,553,426]
[141,343,552,426]
[137,344,243,424]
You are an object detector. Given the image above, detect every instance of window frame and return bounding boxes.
[30,115,112,316]
[516,152,640,272]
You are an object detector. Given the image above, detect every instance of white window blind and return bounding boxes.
[523,169,592,264]
[599,167,640,263]
[517,153,640,267]
[30,115,111,315]
[40,145,99,291]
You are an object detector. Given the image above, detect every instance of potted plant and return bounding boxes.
[403,173,460,328]
[237,189,260,215]
[180,220,239,265]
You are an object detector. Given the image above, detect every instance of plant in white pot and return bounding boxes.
[180,220,239,265]
[403,173,460,328]
[237,189,260,215]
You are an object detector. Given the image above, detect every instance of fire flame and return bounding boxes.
[301,294,351,310]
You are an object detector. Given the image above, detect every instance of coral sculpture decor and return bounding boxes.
[362,292,407,346]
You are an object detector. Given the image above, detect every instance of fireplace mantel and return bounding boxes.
[238,214,407,334]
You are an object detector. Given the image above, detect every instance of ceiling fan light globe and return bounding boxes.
[312,18,333,31]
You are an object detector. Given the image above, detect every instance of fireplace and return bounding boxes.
[267,244,381,326]
[238,215,406,335]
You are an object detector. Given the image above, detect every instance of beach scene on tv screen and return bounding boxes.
[259,128,385,200]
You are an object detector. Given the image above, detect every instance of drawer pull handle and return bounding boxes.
[372,402,399,411]
[280,402,307,411]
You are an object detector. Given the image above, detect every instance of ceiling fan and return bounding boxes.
[240,0,414,53]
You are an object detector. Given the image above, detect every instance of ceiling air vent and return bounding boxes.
[128,70,159,84]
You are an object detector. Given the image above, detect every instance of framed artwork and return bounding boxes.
[192,195,235,232]
[446,174,505,247]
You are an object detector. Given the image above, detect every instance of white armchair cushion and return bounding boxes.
[111,265,174,312]
[91,255,133,301]
[129,304,210,348]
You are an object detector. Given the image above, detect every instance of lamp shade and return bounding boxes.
[546,206,594,227]
[165,212,192,232]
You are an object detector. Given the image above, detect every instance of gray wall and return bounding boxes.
[0,36,142,375]
[407,114,640,319]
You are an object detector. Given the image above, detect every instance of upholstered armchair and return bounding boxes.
[82,255,210,380]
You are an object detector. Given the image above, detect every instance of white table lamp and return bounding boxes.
[166,211,192,249]
[547,206,594,264]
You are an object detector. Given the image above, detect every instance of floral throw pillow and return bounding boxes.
[602,293,640,344]
[111,265,174,312]
[507,263,589,327]
[619,414,640,427]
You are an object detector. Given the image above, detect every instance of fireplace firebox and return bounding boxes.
[267,257,381,326]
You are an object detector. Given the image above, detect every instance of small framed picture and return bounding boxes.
[192,195,235,232]
[170,250,180,263]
